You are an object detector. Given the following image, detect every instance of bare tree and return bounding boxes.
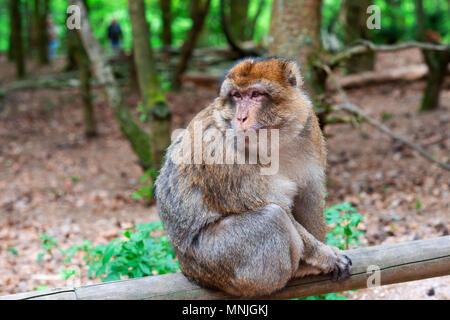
[415,0,450,111]
[159,0,172,48]
[68,0,155,170]
[129,0,171,168]
[172,0,211,90]
[10,0,26,78]
[73,0,96,138]
[34,0,49,65]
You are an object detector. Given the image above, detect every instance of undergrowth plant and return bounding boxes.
[132,168,159,201]
[302,202,365,300]
[324,202,365,250]
[38,222,179,283]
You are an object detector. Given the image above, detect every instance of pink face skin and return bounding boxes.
[231,87,267,132]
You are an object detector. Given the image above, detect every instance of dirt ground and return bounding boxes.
[0,49,449,299]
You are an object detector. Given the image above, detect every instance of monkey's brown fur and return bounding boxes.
[155,57,351,297]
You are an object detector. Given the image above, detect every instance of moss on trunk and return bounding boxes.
[129,0,172,169]
[420,50,450,111]
[344,0,375,74]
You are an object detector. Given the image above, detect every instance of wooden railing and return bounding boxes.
[1,236,449,300]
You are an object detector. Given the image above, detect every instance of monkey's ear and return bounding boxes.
[283,60,303,88]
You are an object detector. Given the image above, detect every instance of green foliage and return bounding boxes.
[34,285,49,291]
[1,0,449,54]
[136,103,148,122]
[61,221,179,282]
[302,292,349,300]
[322,0,450,47]
[38,233,59,254]
[132,168,159,200]
[325,202,365,250]
[60,269,77,280]
[372,0,450,43]
[7,247,18,256]
[415,198,421,210]
[381,112,393,121]
[37,233,59,262]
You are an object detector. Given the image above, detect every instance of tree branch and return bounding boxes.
[329,40,450,67]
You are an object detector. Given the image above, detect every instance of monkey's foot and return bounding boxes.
[304,245,352,281]
[331,251,352,281]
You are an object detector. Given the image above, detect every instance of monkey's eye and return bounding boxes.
[231,91,242,99]
[251,91,261,98]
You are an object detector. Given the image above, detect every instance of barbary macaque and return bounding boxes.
[155,57,351,297]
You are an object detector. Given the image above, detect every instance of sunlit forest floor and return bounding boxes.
[0,49,449,299]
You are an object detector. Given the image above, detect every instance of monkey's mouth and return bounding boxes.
[232,122,281,132]
[251,123,281,131]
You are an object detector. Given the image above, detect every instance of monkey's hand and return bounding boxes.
[304,244,352,281]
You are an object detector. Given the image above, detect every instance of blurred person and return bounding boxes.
[47,17,58,60]
[107,18,123,55]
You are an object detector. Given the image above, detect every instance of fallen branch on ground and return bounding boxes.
[332,64,449,89]
[329,40,450,67]
[322,64,450,171]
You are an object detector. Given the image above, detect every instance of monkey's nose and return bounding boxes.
[237,115,248,123]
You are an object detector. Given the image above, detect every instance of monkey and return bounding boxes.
[154,56,352,297]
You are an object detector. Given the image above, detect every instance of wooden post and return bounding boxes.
[1,236,449,300]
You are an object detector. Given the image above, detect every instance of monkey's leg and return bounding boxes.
[289,180,352,281]
[186,204,305,297]
[289,216,352,281]
[292,180,327,242]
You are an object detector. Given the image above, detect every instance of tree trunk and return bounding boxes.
[68,0,154,170]
[23,0,32,57]
[343,0,375,73]
[34,0,49,65]
[73,1,96,138]
[172,0,211,90]
[159,0,172,48]
[229,0,250,42]
[128,49,140,94]
[268,0,326,115]
[420,50,450,111]
[65,28,79,71]
[10,0,26,78]
[76,41,97,138]
[128,0,171,169]
[415,0,450,111]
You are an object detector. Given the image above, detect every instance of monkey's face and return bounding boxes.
[229,84,269,131]
[217,57,306,133]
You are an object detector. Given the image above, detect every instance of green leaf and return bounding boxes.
[37,252,45,262]
[139,263,151,275]
[34,285,49,291]
[7,247,18,256]
[60,269,77,280]
[103,272,121,282]
[102,238,120,265]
